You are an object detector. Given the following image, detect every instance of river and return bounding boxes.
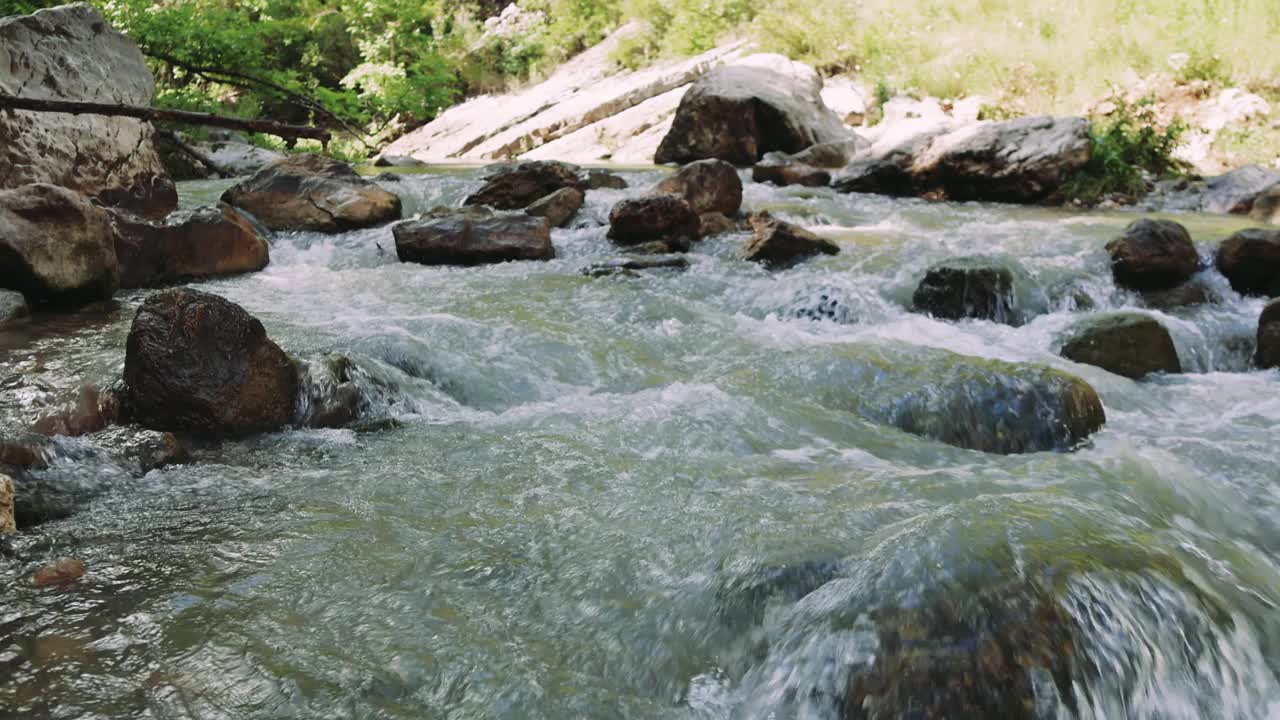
[2,167,1278,719]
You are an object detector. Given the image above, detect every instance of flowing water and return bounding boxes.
[2,167,1278,719]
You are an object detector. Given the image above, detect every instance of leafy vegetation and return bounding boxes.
[1060,95,1190,205]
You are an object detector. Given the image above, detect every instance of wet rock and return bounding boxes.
[0,4,177,219]
[913,116,1092,203]
[844,581,1077,720]
[1257,299,1280,369]
[625,238,692,255]
[699,212,738,238]
[110,204,270,288]
[752,153,831,187]
[1216,228,1280,297]
[32,558,86,587]
[784,287,857,323]
[1060,313,1181,379]
[221,154,402,233]
[31,384,111,438]
[582,256,689,277]
[197,140,285,177]
[122,288,299,436]
[584,168,629,190]
[654,54,852,166]
[0,436,48,471]
[793,139,868,169]
[1106,219,1201,292]
[525,187,585,228]
[0,184,120,307]
[394,206,555,265]
[1249,183,1280,224]
[0,473,14,534]
[743,211,839,268]
[463,160,586,210]
[0,290,29,326]
[295,354,367,429]
[374,172,403,183]
[832,154,919,197]
[607,194,701,248]
[716,559,843,626]
[653,159,744,217]
[913,261,1018,324]
[374,155,427,168]
[1140,280,1217,309]
[1202,165,1280,214]
[85,426,187,474]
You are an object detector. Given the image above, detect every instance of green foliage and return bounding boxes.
[610,0,754,68]
[1061,95,1190,205]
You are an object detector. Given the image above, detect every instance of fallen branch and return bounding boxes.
[155,129,232,178]
[0,92,331,145]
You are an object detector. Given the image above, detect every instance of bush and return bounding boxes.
[1060,95,1189,205]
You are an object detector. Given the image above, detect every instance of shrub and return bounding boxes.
[1060,95,1189,205]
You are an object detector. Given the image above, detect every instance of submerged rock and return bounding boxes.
[110,204,270,288]
[607,194,701,248]
[844,581,1077,720]
[1216,228,1280,297]
[295,354,367,429]
[912,261,1018,324]
[753,152,831,187]
[0,3,177,219]
[743,212,839,268]
[1258,299,1280,369]
[85,426,188,474]
[221,154,402,233]
[0,184,120,306]
[0,473,14,534]
[32,557,86,587]
[654,55,851,166]
[31,384,112,438]
[584,168,629,190]
[699,212,738,237]
[582,256,689,277]
[394,206,555,265]
[374,155,427,168]
[1060,313,1181,379]
[525,187,585,228]
[464,160,586,210]
[1106,219,1201,292]
[653,159,744,217]
[1140,280,1217,310]
[122,288,299,436]
[0,290,29,326]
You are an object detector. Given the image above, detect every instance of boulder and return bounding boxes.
[198,140,286,177]
[32,558,86,587]
[84,426,188,474]
[912,116,1092,203]
[295,354,366,429]
[155,132,214,181]
[110,204,270,288]
[0,473,14,535]
[582,256,689,277]
[0,184,119,306]
[1257,299,1280,369]
[525,187,585,228]
[699,212,738,237]
[654,55,851,166]
[1060,313,1182,379]
[1140,280,1217,310]
[607,194,701,248]
[743,212,839,268]
[844,581,1076,720]
[122,288,299,436]
[793,139,867,168]
[1203,165,1280,214]
[584,169,629,190]
[0,290,29,326]
[221,154,402,233]
[31,384,112,438]
[463,160,586,210]
[1249,183,1280,224]
[653,159,744,216]
[0,4,177,219]
[831,155,919,196]
[912,261,1018,324]
[1216,228,1280,297]
[1105,219,1200,292]
[374,155,427,168]
[394,206,555,266]
[752,153,831,187]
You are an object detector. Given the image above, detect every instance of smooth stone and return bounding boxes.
[1060,313,1182,379]
[110,204,270,288]
[394,206,555,266]
[463,160,585,210]
[525,187,585,228]
[1216,228,1280,297]
[742,211,839,268]
[1106,218,1201,292]
[913,261,1018,324]
[607,194,701,248]
[0,184,120,307]
[221,154,402,233]
[653,159,744,216]
[1257,299,1280,369]
[32,558,86,587]
[582,256,689,277]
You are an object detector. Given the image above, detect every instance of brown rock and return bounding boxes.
[699,212,738,237]
[1258,299,1280,369]
[525,187,585,228]
[1105,219,1201,292]
[221,154,402,233]
[0,473,15,534]
[1216,228,1280,297]
[32,558,86,587]
[32,384,110,438]
[394,206,555,266]
[110,204,270,288]
[122,288,299,436]
[464,160,586,210]
[607,194,701,248]
[743,212,839,268]
[653,159,744,216]
[1249,183,1280,224]
[1060,313,1182,379]
[0,184,120,306]
[752,154,831,187]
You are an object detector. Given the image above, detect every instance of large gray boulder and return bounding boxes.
[0,3,177,219]
[394,207,555,266]
[654,55,851,166]
[0,183,119,306]
[1216,228,1280,297]
[122,288,299,437]
[1060,313,1182,379]
[110,204,270,288]
[221,155,402,233]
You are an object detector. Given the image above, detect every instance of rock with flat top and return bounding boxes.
[525,187,585,227]
[111,204,269,288]
[221,155,402,233]
[394,206,555,265]
[0,184,119,307]
[743,212,839,268]
[1060,313,1181,379]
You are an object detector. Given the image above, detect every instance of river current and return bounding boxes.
[2,167,1278,719]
